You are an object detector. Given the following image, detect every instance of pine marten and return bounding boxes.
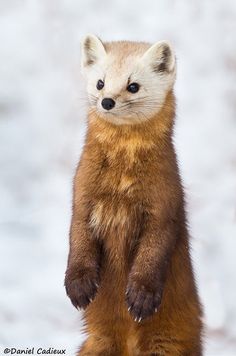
[65,34,203,355]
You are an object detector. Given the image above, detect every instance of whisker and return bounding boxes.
[124,96,149,104]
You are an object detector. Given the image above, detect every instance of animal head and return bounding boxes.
[81,34,176,125]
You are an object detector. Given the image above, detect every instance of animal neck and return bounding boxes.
[87,90,175,152]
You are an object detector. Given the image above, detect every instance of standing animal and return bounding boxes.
[65,34,203,355]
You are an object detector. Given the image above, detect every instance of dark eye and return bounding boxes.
[96,79,104,90]
[127,82,140,93]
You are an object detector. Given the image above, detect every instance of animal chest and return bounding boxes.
[88,151,144,262]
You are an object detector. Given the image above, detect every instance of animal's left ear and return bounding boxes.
[141,41,175,73]
[81,34,107,70]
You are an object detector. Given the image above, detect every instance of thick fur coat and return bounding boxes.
[65,35,203,355]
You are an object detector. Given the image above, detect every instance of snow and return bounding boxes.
[0,1,236,355]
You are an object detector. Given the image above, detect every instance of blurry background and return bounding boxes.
[0,0,236,355]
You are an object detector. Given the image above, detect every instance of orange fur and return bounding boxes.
[65,89,203,355]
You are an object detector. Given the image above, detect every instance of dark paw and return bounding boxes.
[65,267,99,310]
[126,279,163,322]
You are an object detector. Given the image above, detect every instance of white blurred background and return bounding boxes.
[0,1,236,355]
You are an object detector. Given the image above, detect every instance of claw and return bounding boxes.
[155,308,158,312]
[89,298,93,303]
[138,317,142,323]
[134,317,138,322]
[128,306,131,312]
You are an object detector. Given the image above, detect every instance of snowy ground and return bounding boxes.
[0,1,236,355]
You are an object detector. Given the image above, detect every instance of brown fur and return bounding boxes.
[65,90,203,355]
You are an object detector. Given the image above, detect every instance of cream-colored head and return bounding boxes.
[81,34,176,125]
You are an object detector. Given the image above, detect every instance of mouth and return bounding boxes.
[101,110,117,116]
[96,106,118,116]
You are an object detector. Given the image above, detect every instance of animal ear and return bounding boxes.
[141,41,175,73]
[81,34,107,69]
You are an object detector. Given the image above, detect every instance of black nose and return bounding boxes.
[101,98,115,110]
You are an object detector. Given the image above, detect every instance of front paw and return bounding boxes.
[65,266,99,310]
[126,277,163,322]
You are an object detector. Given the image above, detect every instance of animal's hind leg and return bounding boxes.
[134,322,202,356]
[77,334,128,356]
[137,338,202,356]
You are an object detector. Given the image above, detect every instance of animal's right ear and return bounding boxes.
[81,34,107,70]
[141,41,176,74]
